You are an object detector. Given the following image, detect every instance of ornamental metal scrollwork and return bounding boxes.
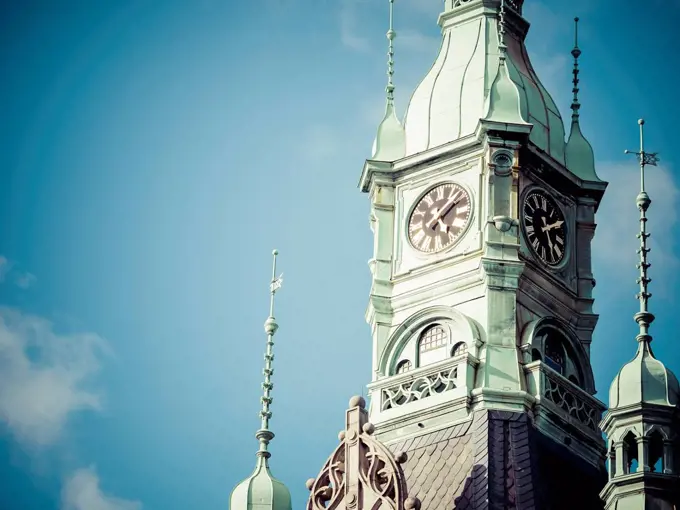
[544,373,598,431]
[381,366,458,411]
[306,396,420,510]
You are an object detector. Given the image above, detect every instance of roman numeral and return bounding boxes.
[423,195,434,207]
[434,236,443,251]
[421,236,433,252]
[436,186,445,200]
[531,238,540,251]
[412,229,425,247]
[456,204,469,215]
[526,224,535,235]
[452,217,466,228]
[540,246,546,260]
[524,214,533,224]
[554,245,562,258]
[532,195,540,209]
[541,196,547,210]
[555,236,564,245]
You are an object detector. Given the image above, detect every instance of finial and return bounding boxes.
[386,0,397,106]
[570,17,582,123]
[498,0,508,61]
[256,249,284,460]
[624,120,660,344]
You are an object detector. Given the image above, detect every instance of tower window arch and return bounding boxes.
[451,342,468,357]
[531,324,586,389]
[395,359,412,374]
[418,324,448,367]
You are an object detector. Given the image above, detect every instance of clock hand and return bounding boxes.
[541,217,555,258]
[541,219,564,233]
[426,197,459,230]
[437,218,448,232]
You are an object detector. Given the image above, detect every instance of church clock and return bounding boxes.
[522,189,567,266]
[407,182,471,254]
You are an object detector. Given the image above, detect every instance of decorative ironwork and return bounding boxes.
[306,397,419,510]
[543,370,599,431]
[382,365,458,411]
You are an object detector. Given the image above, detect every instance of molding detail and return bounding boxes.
[306,396,419,510]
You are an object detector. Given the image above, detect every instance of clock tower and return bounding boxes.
[357,1,608,507]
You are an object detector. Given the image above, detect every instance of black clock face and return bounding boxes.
[522,191,566,266]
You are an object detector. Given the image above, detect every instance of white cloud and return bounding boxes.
[593,162,679,296]
[62,466,142,510]
[0,256,11,283]
[339,0,370,52]
[0,307,109,446]
[0,254,37,289]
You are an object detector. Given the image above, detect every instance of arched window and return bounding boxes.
[418,324,448,367]
[451,342,468,357]
[649,430,664,473]
[608,443,616,478]
[396,359,412,374]
[545,334,565,374]
[623,432,638,474]
[533,325,587,389]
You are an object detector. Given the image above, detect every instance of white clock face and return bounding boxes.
[407,183,472,254]
[522,190,567,266]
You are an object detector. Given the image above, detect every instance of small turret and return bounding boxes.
[230,251,292,510]
[565,18,600,182]
[371,0,405,162]
[600,121,680,509]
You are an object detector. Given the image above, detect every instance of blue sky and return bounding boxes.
[0,0,678,509]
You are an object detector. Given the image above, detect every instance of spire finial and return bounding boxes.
[386,0,397,105]
[498,0,508,62]
[255,249,284,461]
[570,17,582,123]
[625,120,660,344]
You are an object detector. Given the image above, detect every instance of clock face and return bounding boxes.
[408,183,472,254]
[522,190,567,266]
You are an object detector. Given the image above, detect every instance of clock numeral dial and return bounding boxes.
[521,190,567,267]
[408,182,473,254]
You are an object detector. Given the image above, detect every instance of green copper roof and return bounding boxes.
[609,340,680,408]
[230,457,292,510]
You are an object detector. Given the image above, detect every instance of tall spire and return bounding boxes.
[625,119,659,345]
[370,0,405,161]
[386,0,396,108]
[565,17,599,181]
[229,250,291,510]
[257,249,283,458]
[570,17,582,124]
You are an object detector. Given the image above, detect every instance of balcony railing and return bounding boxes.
[524,361,605,436]
[369,356,469,413]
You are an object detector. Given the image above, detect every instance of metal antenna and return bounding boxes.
[255,250,284,461]
[624,120,659,344]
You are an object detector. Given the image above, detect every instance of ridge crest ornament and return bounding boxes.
[305,396,418,510]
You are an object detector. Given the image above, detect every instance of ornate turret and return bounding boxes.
[230,251,291,510]
[565,17,600,182]
[600,121,680,509]
[371,0,406,162]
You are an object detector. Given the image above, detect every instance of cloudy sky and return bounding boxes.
[0,0,678,509]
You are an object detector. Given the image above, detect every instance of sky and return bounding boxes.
[0,0,678,509]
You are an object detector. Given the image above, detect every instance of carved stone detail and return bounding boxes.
[307,396,419,510]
